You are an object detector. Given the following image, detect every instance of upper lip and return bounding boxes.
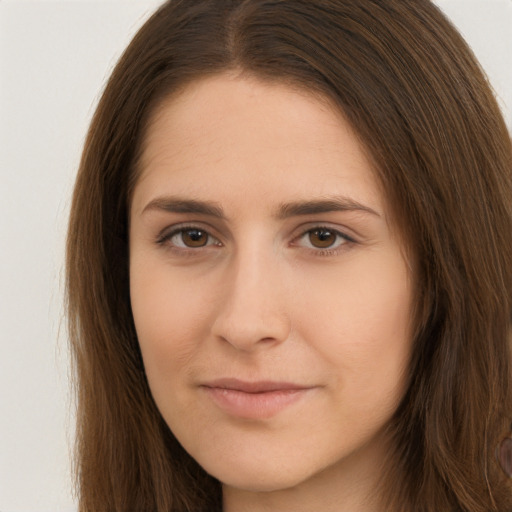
[201,378,312,393]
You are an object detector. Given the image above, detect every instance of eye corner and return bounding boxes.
[155,224,223,252]
[290,224,357,256]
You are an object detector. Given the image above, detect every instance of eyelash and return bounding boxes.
[294,227,356,256]
[155,224,356,257]
[156,224,222,252]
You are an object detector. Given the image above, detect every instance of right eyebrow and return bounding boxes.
[275,197,381,219]
[141,196,226,219]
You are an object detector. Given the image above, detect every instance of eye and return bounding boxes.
[295,227,354,251]
[159,226,221,249]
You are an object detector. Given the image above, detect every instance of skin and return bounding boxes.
[129,73,414,512]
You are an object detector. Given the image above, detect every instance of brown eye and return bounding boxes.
[181,229,208,247]
[308,228,337,248]
[295,226,353,253]
[162,226,221,251]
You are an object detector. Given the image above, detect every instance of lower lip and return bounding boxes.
[202,387,311,419]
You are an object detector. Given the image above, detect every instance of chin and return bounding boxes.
[199,451,322,493]
[216,469,307,493]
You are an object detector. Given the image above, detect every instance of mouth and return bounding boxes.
[200,378,316,419]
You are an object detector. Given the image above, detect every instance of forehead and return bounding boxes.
[132,73,385,219]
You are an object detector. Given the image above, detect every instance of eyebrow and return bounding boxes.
[141,195,381,219]
[142,197,226,218]
[276,197,381,219]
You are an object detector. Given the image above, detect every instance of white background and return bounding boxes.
[0,1,510,511]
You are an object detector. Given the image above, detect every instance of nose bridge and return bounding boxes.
[211,241,290,350]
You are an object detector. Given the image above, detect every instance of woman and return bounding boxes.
[66,0,512,511]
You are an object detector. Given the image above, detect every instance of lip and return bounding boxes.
[200,378,315,419]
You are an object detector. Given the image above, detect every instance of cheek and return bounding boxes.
[295,249,413,397]
[129,260,213,389]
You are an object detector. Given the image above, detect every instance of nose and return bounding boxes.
[210,246,291,352]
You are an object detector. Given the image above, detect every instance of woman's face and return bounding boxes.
[130,74,413,497]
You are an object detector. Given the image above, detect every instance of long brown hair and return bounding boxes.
[66,1,512,510]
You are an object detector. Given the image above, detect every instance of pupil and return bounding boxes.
[310,229,335,248]
[184,229,207,247]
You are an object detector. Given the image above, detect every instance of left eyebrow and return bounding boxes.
[141,197,226,219]
[275,197,381,219]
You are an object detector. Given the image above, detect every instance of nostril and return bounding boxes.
[211,304,291,352]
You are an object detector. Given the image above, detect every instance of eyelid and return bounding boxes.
[156,223,222,248]
[291,222,357,242]
[155,222,358,255]
[290,224,357,254]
